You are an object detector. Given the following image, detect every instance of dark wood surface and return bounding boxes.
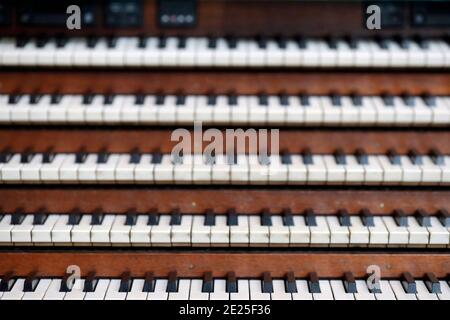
[0,128,448,154]
[0,251,448,278]
[1,0,448,37]
[1,187,448,214]
[0,70,448,95]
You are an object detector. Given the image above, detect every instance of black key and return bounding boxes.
[119,272,132,292]
[261,210,272,226]
[302,149,313,165]
[227,209,238,226]
[423,94,436,107]
[176,95,186,105]
[177,37,186,49]
[16,36,29,48]
[87,36,98,48]
[157,36,167,49]
[90,210,105,225]
[327,37,338,50]
[262,272,273,293]
[397,36,409,50]
[403,95,415,107]
[299,95,310,106]
[0,215,3,223]
[0,272,16,292]
[438,209,450,227]
[143,272,155,292]
[377,37,389,50]
[226,36,237,49]
[360,209,375,227]
[334,149,346,165]
[29,94,42,105]
[97,152,110,164]
[430,149,445,166]
[50,94,63,105]
[166,271,178,292]
[204,210,216,226]
[281,152,292,165]
[11,210,25,225]
[387,149,401,165]
[33,211,48,225]
[207,95,217,106]
[207,37,217,49]
[104,94,115,105]
[60,273,72,292]
[82,94,94,105]
[347,36,358,49]
[383,94,394,107]
[283,209,294,226]
[415,209,431,227]
[227,153,237,165]
[414,36,429,50]
[20,151,35,163]
[352,94,363,107]
[23,272,39,292]
[394,209,408,227]
[135,94,145,105]
[83,272,98,292]
[202,272,214,293]
[0,149,12,163]
[228,95,237,106]
[276,36,287,49]
[8,94,22,105]
[344,272,357,293]
[75,150,87,163]
[259,154,270,166]
[305,209,317,226]
[107,37,117,49]
[258,94,268,106]
[425,272,441,294]
[257,36,267,49]
[401,272,416,294]
[147,213,159,226]
[156,95,165,105]
[68,209,82,225]
[338,209,351,227]
[151,153,163,164]
[138,36,147,49]
[285,272,297,293]
[308,272,321,293]
[170,210,181,225]
[55,36,68,48]
[408,149,423,165]
[295,36,307,49]
[125,212,138,226]
[355,148,369,165]
[129,150,142,164]
[226,272,237,293]
[279,94,289,106]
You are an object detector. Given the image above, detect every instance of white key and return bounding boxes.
[230,280,250,300]
[330,280,354,300]
[105,279,127,300]
[354,280,376,300]
[84,279,110,300]
[176,95,196,124]
[19,154,43,181]
[292,280,313,300]
[416,280,438,300]
[43,279,66,300]
[130,215,152,245]
[357,96,377,125]
[310,216,330,245]
[159,37,178,66]
[71,215,92,244]
[192,154,211,184]
[287,155,308,184]
[230,215,249,246]
[126,279,148,300]
[369,216,389,245]
[40,154,66,181]
[271,280,291,300]
[400,156,422,184]
[1,154,22,181]
[364,155,384,184]
[138,96,158,123]
[213,38,231,66]
[66,96,85,123]
[32,214,59,243]
[213,95,232,124]
[123,38,143,66]
[11,215,34,243]
[29,96,51,123]
[1,279,25,300]
[383,216,408,245]
[110,215,131,244]
[268,155,288,183]
[420,156,442,184]
[134,154,154,182]
[151,215,171,245]
[120,96,140,123]
[0,215,13,242]
[378,155,402,184]
[211,154,230,184]
[153,155,174,183]
[230,40,248,66]
[147,279,168,300]
[195,95,214,123]
[142,38,160,66]
[64,279,86,300]
[344,155,365,183]
[51,215,72,244]
[427,217,449,246]
[327,216,349,246]
[102,96,125,123]
[229,95,249,125]
[321,97,341,124]
[306,155,327,184]
[303,96,324,124]
[191,215,210,246]
[438,281,450,300]
[374,280,397,300]
[189,279,209,300]
[313,280,334,300]
[289,216,310,245]
[209,279,229,300]
[389,280,417,300]
[91,214,115,244]
[115,154,135,182]
[349,216,370,245]
[168,279,190,300]
[195,38,214,66]
[372,96,395,124]
[406,217,429,245]
[323,154,346,183]
[171,215,192,245]
[77,154,97,182]
[83,95,104,123]
[249,215,269,245]
[269,215,290,245]
[96,154,120,182]
[210,215,229,246]
[230,154,249,184]
[22,279,52,300]
[249,280,271,300]
[284,96,305,124]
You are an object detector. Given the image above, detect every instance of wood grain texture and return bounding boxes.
[0,251,448,278]
[0,188,448,214]
[0,70,448,95]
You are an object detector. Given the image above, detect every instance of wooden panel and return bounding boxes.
[0,128,448,154]
[0,70,448,95]
[0,187,448,214]
[1,0,447,37]
[0,251,448,278]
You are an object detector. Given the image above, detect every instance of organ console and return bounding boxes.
[0,0,449,307]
